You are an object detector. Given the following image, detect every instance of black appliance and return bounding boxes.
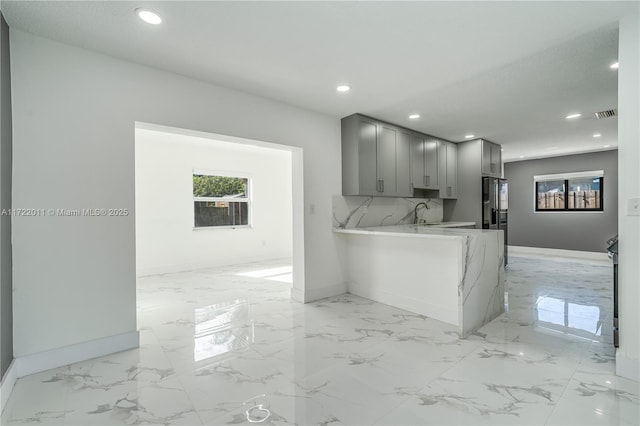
[482,177,508,266]
[607,235,619,347]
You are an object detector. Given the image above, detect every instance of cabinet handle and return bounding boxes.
[426,176,430,186]
[381,180,384,192]
[447,186,452,196]
[377,180,381,192]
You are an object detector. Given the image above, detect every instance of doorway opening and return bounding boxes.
[133,122,304,367]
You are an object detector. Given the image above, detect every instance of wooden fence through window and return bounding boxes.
[537,190,600,210]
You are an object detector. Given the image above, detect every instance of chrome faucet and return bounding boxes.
[413,202,430,224]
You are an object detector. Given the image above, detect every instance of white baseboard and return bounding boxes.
[15,330,139,378]
[508,245,609,263]
[0,359,18,413]
[616,352,640,382]
[290,286,304,303]
[301,282,347,303]
[136,255,293,277]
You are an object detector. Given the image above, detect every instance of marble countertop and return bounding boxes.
[334,224,501,240]
[420,221,476,228]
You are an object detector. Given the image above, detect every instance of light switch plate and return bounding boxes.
[629,197,640,216]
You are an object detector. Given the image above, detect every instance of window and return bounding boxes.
[534,171,603,212]
[193,172,250,227]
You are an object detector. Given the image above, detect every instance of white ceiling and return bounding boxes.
[2,1,635,161]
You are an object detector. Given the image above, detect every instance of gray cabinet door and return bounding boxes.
[396,129,412,196]
[410,135,438,190]
[377,124,398,195]
[491,143,502,177]
[446,142,458,198]
[357,118,379,195]
[424,138,439,189]
[410,133,426,188]
[481,140,492,176]
[439,141,458,199]
[481,140,502,177]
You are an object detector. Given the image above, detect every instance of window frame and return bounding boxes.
[534,171,604,213]
[192,170,252,229]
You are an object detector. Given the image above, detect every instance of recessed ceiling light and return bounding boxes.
[593,133,602,138]
[565,113,582,119]
[604,145,611,148]
[465,134,475,139]
[610,62,619,69]
[336,85,351,93]
[136,8,162,25]
[500,148,504,152]
[409,114,420,119]
[519,155,525,159]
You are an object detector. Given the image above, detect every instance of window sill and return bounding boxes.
[193,225,253,230]
[533,210,604,214]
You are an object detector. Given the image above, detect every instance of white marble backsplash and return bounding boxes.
[333,196,443,229]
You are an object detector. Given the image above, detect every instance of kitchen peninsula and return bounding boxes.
[335,224,505,337]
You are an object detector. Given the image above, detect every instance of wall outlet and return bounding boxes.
[628,198,640,216]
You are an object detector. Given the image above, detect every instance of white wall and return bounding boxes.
[9,30,345,362]
[616,12,640,382]
[135,128,292,276]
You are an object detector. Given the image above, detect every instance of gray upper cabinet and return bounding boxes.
[341,114,412,197]
[410,134,439,190]
[438,141,458,199]
[481,139,502,177]
[395,128,412,197]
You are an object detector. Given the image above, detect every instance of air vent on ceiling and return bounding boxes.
[594,108,617,119]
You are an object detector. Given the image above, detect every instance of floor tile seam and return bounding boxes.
[478,333,595,357]
[473,337,589,368]
[173,371,230,426]
[152,326,196,381]
[301,364,416,426]
[410,339,480,397]
[541,358,583,425]
[438,340,582,388]
[366,389,416,426]
[265,371,347,425]
[574,341,614,375]
[170,376,206,426]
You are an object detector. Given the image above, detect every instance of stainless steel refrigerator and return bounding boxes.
[482,177,508,266]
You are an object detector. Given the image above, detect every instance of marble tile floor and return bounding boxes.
[2,256,638,425]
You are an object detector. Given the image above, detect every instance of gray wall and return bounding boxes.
[504,150,618,253]
[0,13,13,378]
[9,30,342,360]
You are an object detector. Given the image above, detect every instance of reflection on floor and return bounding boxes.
[2,256,639,425]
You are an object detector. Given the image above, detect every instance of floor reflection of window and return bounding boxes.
[568,303,600,333]
[194,298,253,364]
[237,266,293,283]
[537,297,565,326]
[536,296,601,338]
